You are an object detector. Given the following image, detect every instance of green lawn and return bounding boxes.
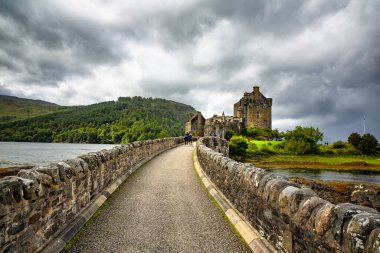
[249,140,282,148]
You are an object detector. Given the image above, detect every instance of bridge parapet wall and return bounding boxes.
[0,137,182,253]
[197,137,380,253]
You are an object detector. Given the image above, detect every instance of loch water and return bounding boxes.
[0,141,117,168]
[264,167,380,185]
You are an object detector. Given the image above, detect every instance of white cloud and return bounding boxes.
[193,19,236,66]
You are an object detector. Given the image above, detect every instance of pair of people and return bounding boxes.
[184,132,192,145]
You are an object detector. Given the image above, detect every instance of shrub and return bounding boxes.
[224,130,235,141]
[319,145,335,155]
[332,141,346,149]
[229,136,248,157]
[261,144,276,155]
[248,141,258,150]
[338,144,361,155]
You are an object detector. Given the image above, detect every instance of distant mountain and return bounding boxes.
[0,96,196,143]
[0,95,65,123]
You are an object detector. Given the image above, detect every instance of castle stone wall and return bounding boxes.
[0,138,182,253]
[197,137,380,253]
[185,112,205,137]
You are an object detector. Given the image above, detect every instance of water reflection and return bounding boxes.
[264,167,380,185]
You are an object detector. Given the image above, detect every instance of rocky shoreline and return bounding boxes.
[291,177,380,211]
[0,166,33,178]
[255,161,380,171]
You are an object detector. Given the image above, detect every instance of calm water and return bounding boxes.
[264,167,380,185]
[0,142,118,168]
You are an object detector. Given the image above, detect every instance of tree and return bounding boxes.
[224,130,235,141]
[358,133,378,154]
[348,132,361,149]
[284,126,323,154]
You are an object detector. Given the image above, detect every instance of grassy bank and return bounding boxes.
[246,154,380,172]
[253,154,380,165]
[242,140,380,171]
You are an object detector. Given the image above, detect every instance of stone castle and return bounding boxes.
[186,86,272,137]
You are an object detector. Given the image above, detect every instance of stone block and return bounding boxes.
[65,158,89,175]
[28,212,41,225]
[0,177,24,204]
[342,212,380,252]
[39,173,53,187]
[17,171,42,200]
[17,169,40,183]
[257,173,286,196]
[364,227,380,253]
[36,166,60,185]
[99,149,111,163]
[264,179,298,209]
[333,203,379,246]
[315,203,336,237]
[109,147,121,160]
[2,242,16,253]
[7,222,25,235]
[251,169,267,189]
[57,162,76,179]
[279,186,300,215]
[79,153,101,170]
[288,188,317,215]
[296,196,329,227]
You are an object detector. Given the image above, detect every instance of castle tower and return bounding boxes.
[233,85,272,129]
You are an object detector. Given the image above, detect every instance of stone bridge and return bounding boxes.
[0,137,379,252]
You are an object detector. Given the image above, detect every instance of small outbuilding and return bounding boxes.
[185,112,205,137]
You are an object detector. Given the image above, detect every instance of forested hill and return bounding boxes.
[0,96,196,143]
[0,95,64,122]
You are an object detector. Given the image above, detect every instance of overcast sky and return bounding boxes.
[0,0,379,141]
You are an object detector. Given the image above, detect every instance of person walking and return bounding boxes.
[184,132,189,145]
[189,132,192,145]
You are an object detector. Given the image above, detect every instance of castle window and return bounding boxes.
[256,111,260,121]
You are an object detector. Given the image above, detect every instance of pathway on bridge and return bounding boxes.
[64,145,251,253]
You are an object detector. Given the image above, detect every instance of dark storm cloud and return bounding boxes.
[206,0,349,35]
[0,0,125,85]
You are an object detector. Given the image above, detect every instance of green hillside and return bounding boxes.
[0,95,64,122]
[0,96,196,143]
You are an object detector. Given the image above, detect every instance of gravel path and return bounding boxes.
[64,145,251,253]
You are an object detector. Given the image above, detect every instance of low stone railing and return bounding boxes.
[0,137,182,253]
[196,137,380,253]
